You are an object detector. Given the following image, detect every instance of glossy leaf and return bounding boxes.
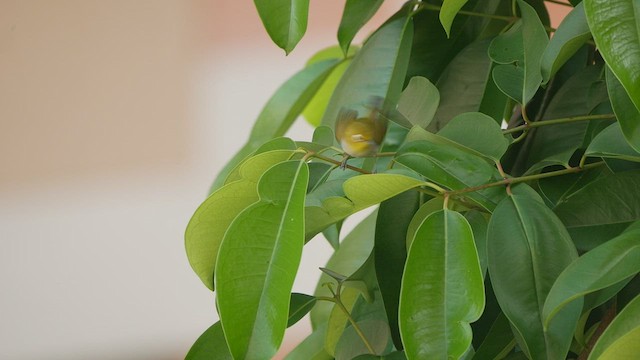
[210,59,337,192]
[540,2,591,84]
[606,66,640,152]
[438,112,509,161]
[584,0,640,112]
[216,161,308,359]
[375,190,420,349]
[185,322,232,360]
[589,294,640,359]
[254,0,309,54]
[440,0,470,37]
[321,14,413,127]
[288,293,317,327]
[543,229,640,327]
[465,210,489,278]
[397,76,440,129]
[311,212,377,328]
[399,209,484,359]
[586,122,640,162]
[554,170,640,227]
[487,194,581,360]
[186,150,296,290]
[337,0,384,55]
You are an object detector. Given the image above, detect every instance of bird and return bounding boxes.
[334,97,388,169]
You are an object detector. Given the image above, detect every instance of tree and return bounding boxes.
[184,0,640,359]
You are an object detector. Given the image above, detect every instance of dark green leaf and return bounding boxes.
[487,194,580,359]
[254,0,309,54]
[399,209,484,359]
[540,2,591,84]
[375,190,420,349]
[397,76,440,129]
[465,210,489,278]
[517,0,548,104]
[472,313,516,360]
[185,322,232,360]
[606,66,640,152]
[337,0,384,55]
[584,0,640,112]
[288,293,317,327]
[586,122,640,162]
[438,112,510,161]
[216,161,308,359]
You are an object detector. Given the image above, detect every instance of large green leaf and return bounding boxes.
[397,76,440,129]
[375,191,420,349]
[216,160,309,359]
[337,0,384,55]
[185,322,232,360]
[311,212,377,328]
[399,209,484,359]
[584,0,640,113]
[554,170,640,227]
[285,323,332,360]
[440,0,470,37]
[210,59,337,192]
[186,150,296,290]
[606,66,640,152]
[465,210,489,278]
[589,294,640,359]
[487,194,581,359]
[542,229,640,328]
[253,0,309,54]
[540,2,591,84]
[472,313,516,360]
[324,287,362,356]
[586,122,640,162]
[321,13,413,127]
[438,112,509,161]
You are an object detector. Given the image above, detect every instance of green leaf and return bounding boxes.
[554,170,640,227]
[543,229,640,328]
[311,212,377,328]
[285,323,333,360]
[399,209,484,359]
[321,13,413,127]
[288,293,317,327]
[186,150,297,290]
[216,160,309,359]
[397,76,440,129]
[438,112,510,161]
[606,66,640,152]
[540,2,591,84]
[584,0,640,113]
[337,0,384,55]
[472,313,516,360]
[586,122,640,162]
[487,194,581,360]
[324,287,362,356]
[185,322,232,360]
[375,191,420,350]
[440,0,470,37]
[465,210,489,278]
[589,294,640,359]
[253,0,309,54]
[210,59,338,192]
[517,0,548,104]
[303,47,357,127]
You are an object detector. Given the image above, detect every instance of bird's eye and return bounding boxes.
[351,134,365,142]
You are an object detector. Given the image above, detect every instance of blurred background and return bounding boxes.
[0,1,568,359]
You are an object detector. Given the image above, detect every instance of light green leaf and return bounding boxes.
[584,0,640,113]
[487,194,581,360]
[438,112,509,161]
[254,0,309,54]
[543,229,640,328]
[399,209,484,359]
[586,122,640,162]
[343,173,426,209]
[540,2,591,84]
[325,287,361,356]
[311,212,377,328]
[185,322,232,360]
[406,197,446,249]
[440,0,470,37]
[337,0,384,55]
[589,294,640,360]
[210,59,338,192]
[216,160,309,359]
[606,66,640,152]
[186,149,296,290]
[397,76,440,129]
[321,14,413,127]
[285,323,333,360]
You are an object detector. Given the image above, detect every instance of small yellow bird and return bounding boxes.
[335,97,388,169]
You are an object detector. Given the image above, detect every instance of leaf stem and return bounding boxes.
[334,293,377,355]
[503,114,616,134]
[447,162,605,196]
[309,152,371,174]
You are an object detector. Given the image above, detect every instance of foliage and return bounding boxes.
[185,0,640,359]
